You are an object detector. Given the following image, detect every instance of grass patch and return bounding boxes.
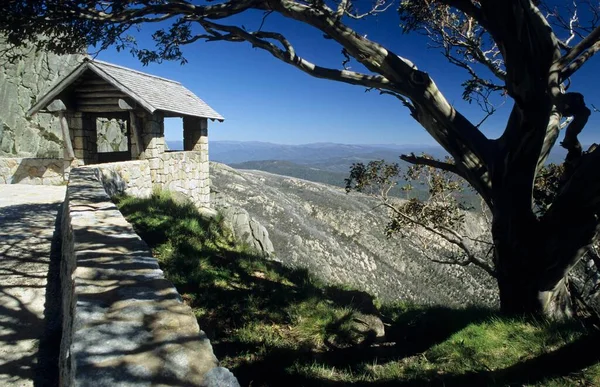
[116,190,600,386]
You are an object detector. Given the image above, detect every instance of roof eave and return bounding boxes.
[159,109,225,122]
[27,62,89,116]
[27,60,157,117]
[87,62,156,115]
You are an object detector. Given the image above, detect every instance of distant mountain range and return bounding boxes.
[165,140,447,190]
[167,140,568,165]
[166,141,569,190]
[166,140,447,165]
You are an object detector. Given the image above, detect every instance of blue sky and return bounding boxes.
[95,4,600,145]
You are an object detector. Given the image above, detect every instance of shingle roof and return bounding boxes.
[28,59,224,121]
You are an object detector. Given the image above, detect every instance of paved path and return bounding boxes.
[0,185,66,387]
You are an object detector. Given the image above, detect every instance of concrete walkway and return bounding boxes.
[0,185,66,387]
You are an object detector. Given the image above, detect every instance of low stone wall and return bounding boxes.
[60,167,238,386]
[90,160,152,198]
[161,151,210,207]
[0,157,68,184]
[0,155,212,210]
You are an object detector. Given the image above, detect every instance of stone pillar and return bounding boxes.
[183,116,208,152]
[183,116,210,207]
[198,119,209,207]
[141,112,165,185]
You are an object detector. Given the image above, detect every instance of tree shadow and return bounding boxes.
[285,332,600,387]
[208,306,497,386]
[118,193,598,387]
[35,203,63,387]
[0,200,63,386]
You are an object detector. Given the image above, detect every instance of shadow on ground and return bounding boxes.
[117,193,599,387]
[0,201,63,387]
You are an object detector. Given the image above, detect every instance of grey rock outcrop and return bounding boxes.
[0,37,82,157]
[218,205,275,256]
[211,162,499,307]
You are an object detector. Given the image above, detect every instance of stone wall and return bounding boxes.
[0,38,82,157]
[59,167,238,386]
[161,151,210,208]
[0,157,68,184]
[90,160,152,198]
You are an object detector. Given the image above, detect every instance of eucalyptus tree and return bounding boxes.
[2,0,600,318]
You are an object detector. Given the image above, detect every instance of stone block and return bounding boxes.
[29,176,43,185]
[73,136,84,149]
[5,158,18,169]
[28,166,40,177]
[150,169,158,183]
[199,162,209,174]
[148,158,161,171]
[42,176,64,185]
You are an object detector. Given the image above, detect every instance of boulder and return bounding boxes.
[218,205,275,256]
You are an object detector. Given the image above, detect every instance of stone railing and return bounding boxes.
[60,167,238,386]
[0,157,68,184]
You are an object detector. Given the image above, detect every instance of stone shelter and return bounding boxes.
[21,58,224,207]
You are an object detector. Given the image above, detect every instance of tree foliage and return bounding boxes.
[346,156,495,277]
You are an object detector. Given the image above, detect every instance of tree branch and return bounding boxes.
[345,1,394,20]
[200,1,494,204]
[557,24,600,79]
[562,40,600,79]
[400,153,466,180]
[197,19,393,90]
[336,0,350,20]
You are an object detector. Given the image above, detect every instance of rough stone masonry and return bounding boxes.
[0,40,81,157]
